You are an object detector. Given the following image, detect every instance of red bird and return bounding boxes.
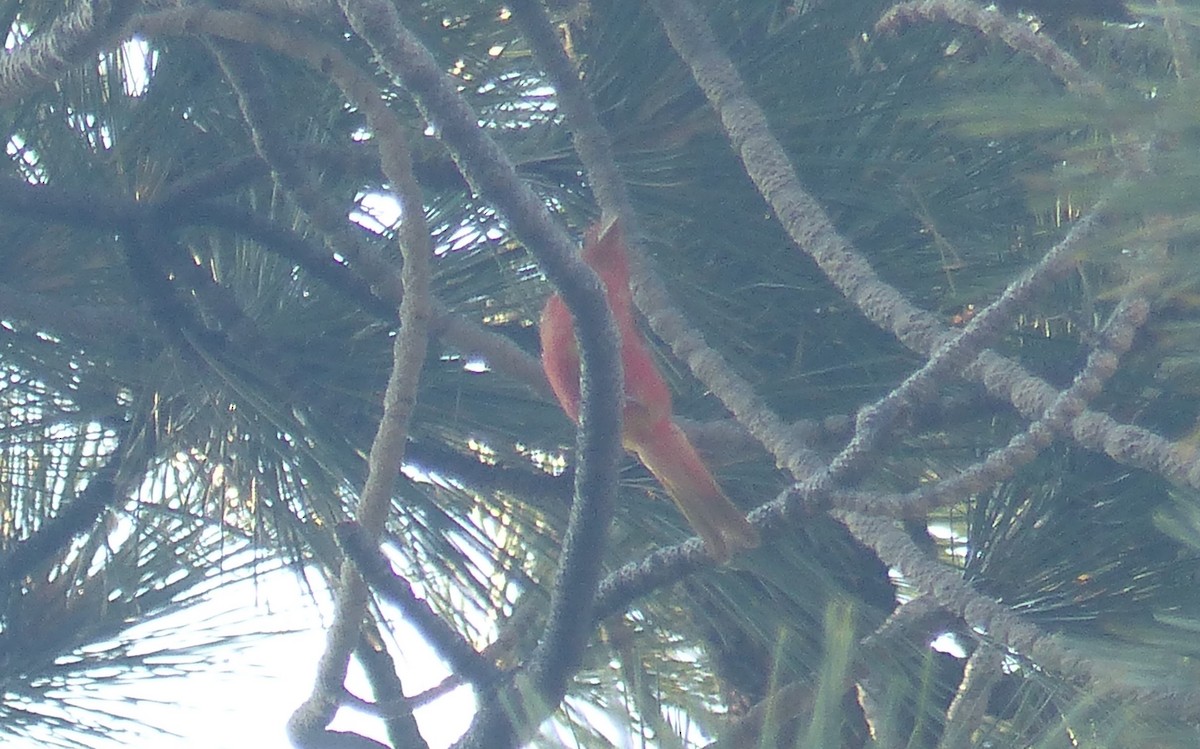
[539,218,759,562]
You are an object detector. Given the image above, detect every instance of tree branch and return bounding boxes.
[131,8,554,402]
[0,444,123,588]
[836,510,1200,715]
[337,521,502,690]
[0,0,137,103]
[322,2,628,745]
[809,296,1149,517]
[356,623,430,749]
[592,297,1150,623]
[876,0,1106,97]
[649,0,1126,499]
[510,0,823,480]
[198,28,439,747]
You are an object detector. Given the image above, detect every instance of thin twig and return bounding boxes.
[201,26,442,746]
[876,0,1106,97]
[836,510,1200,715]
[332,1,626,745]
[593,539,710,621]
[815,296,1149,517]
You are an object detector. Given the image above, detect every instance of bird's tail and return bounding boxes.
[630,419,760,563]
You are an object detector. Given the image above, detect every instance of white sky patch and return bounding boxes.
[926,523,957,540]
[927,521,970,561]
[118,38,156,97]
[6,569,475,749]
[444,224,483,253]
[351,192,403,234]
[930,632,967,659]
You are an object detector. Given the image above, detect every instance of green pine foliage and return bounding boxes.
[4,0,1200,746]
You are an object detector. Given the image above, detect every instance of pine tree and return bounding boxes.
[3,0,1200,746]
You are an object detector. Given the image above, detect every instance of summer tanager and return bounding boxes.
[539,218,759,562]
